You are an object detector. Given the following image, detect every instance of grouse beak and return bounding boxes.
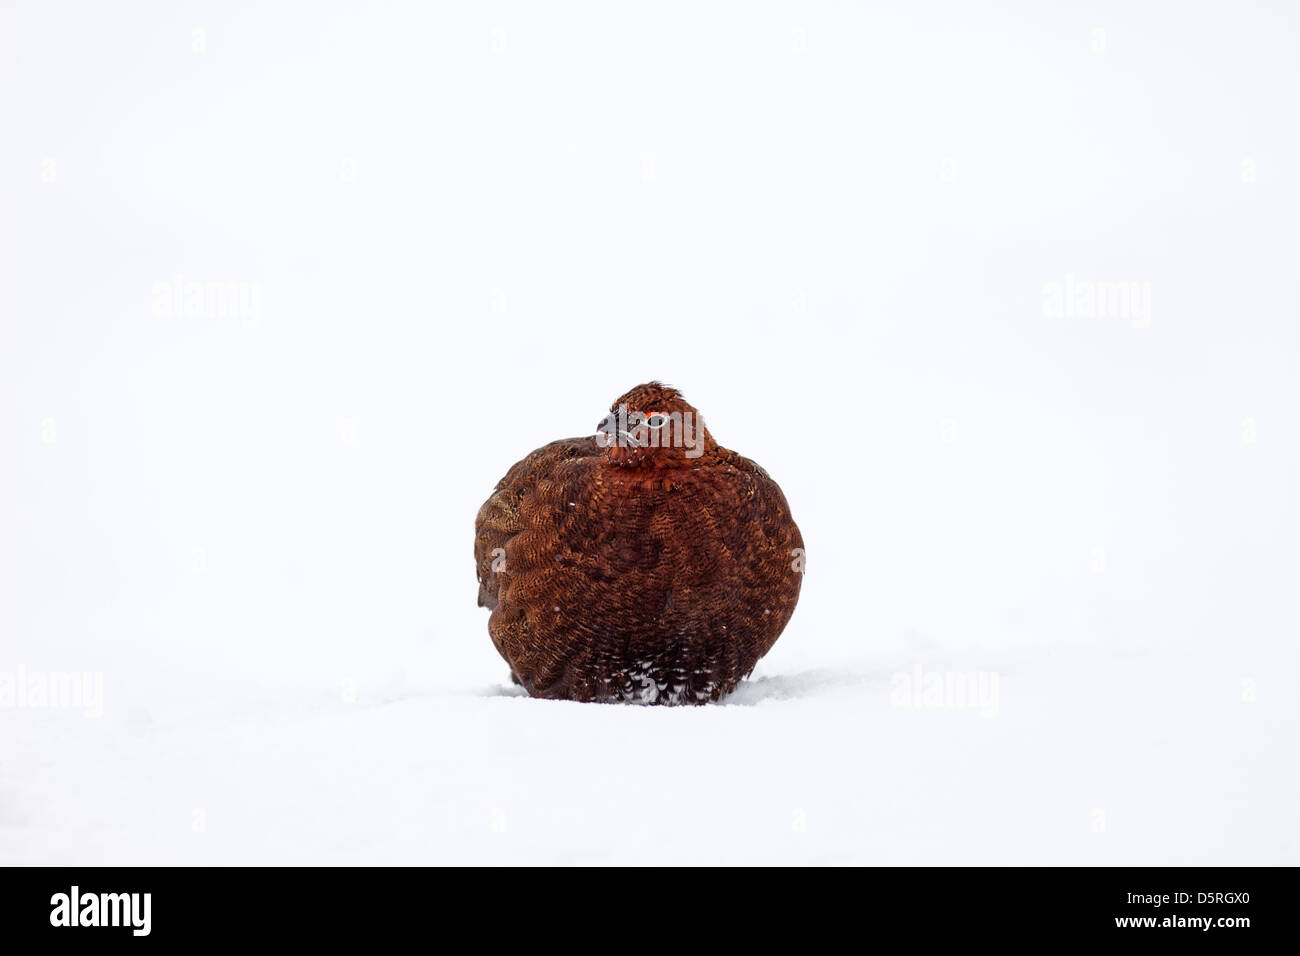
[596,413,644,449]
[596,414,616,446]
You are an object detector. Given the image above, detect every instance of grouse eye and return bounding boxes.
[645,413,669,429]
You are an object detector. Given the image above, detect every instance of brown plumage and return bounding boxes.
[474,382,804,704]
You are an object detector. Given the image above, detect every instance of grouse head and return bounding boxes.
[595,381,717,468]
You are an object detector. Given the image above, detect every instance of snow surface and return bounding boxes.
[2,2,1297,865]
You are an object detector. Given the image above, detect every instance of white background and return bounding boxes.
[2,1,1296,864]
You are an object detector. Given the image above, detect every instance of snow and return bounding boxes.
[2,3,1297,865]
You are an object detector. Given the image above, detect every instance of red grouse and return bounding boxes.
[474,382,803,704]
